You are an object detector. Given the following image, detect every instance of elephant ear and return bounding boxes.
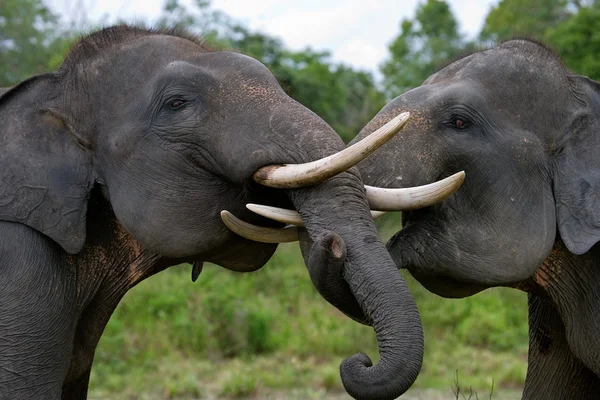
[0,74,94,254]
[553,75,600,255]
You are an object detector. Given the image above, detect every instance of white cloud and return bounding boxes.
[336,39,388,73]
[452,0,495,37]
[210,0,419,72]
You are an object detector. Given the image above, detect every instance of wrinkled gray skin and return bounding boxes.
[352,40,600,399]
[0,26,422,399]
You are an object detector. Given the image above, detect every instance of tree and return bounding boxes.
[478,0,600,43]
[380,0,470,98]
[546,5,600,79]
[478,0,600,78]
[0,0,70,86]
[156,0,230,46]
[480,0,570,42]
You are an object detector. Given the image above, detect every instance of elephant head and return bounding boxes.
[0,25,466,399]
[352,39,600,302]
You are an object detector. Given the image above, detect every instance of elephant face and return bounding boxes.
[0,26,427,399]
[355,39,600,298]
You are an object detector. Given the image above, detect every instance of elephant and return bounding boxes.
[0,24,465,399]
[247,39,600,398]
[348,39,600,399]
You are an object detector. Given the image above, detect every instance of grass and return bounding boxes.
[88,216,529,399]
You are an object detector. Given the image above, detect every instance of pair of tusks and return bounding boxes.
[220,111,466,243]
[221,171,466,243]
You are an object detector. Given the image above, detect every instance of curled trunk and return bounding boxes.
[290,172,424,400]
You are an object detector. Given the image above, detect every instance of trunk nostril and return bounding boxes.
[331,239,344,259]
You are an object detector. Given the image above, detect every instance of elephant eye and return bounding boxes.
[447,116,471,130]
[167,98,187,110]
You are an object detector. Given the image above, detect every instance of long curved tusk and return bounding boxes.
[246,204,386,227]
[365,171,466,211]
[253,112,410,189]
[220,210,299,243]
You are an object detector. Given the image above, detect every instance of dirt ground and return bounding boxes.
[94,387,523,399]
[201,388,522,400]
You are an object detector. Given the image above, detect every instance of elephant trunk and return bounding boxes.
[289,171,424,400]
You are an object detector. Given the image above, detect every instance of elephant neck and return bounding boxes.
[67,189,171,311]
[524,238,600,373]
[62,189,176,384]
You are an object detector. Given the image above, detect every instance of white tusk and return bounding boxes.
[371,210,387,219]
[365,171,466,211]
[220,210,299,243]
[246,204,386,227]
[253,112,410,189]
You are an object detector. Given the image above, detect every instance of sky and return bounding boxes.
[46,0,497,75]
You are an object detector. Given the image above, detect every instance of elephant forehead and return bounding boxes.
[241,81,282,102]
[219,80,287,108]
[218,63,290,107]
[429,41,568,95]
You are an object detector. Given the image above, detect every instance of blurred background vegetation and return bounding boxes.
[2,0,600,398]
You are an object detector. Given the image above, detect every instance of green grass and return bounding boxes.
[89,217,529,399]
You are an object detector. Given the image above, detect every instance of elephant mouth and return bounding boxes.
[386,206,491,299]
[386,224,488,298]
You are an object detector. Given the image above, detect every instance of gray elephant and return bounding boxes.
[248,39,600,398]
[0,24,467,399]
[351,40,600,399]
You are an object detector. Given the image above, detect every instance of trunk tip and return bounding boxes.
[340,352,419,400]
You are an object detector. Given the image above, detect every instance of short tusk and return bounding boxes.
[365,171,466,211]
[253,112,410,189]
[246,204,386,227]
[220,210,299,243]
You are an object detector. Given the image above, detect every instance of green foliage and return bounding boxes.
[0,0,72,86]
[546,5,600,79]
[380,0,474,97]
[380,0,600,97]
[477,0,600,80]
[479,0,570,42]
[156,0,229,45]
